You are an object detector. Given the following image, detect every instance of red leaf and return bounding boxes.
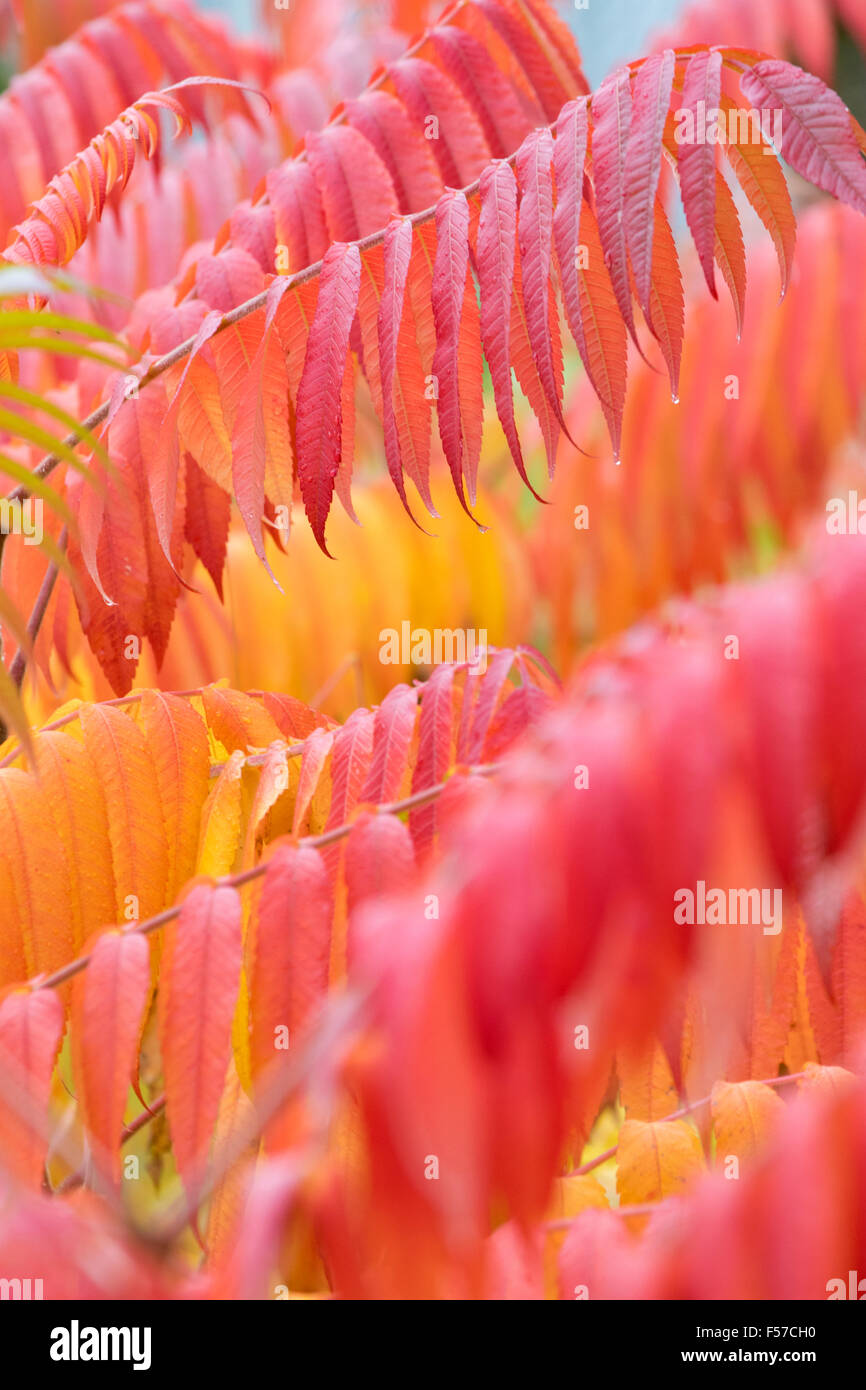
[295,241,361,554]
[410,664,456,857]
[345,813,415,914]
[516,126,567,445]
[159,884,242,1193]
[722,106,796,298]
[249,844,332,1075]
[195,247,264,314]
[154,307,224,561]
[184,455,230,598]
[713,170,747,338]
[428,24,530,159]
[590,66,638,344]
[379,217,419,521]
[459,648,518,764]
[324,708,376,846]
[360,684,419,804]
[555,122,627,459]
[344,90,442,214]
[0,989,64,1187]
[647,200,685,399]
[478,160,539,499]
[305,124,399,242]
[262,693,333,742]
[483,683,553,761]
[552,98,589,321]
[266,160,329,274]
[70,930,150,1182]
[509,253,561,479]
[386,56,491,189]
[229,280,292,569]
[431,189,477,520]
[476,0,571,123]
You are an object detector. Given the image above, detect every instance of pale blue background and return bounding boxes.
[197,0,685,84]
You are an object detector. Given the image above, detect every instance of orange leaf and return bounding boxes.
[710,1079,784,1163]
[616,1117,704,1205]
[79,704,169,924]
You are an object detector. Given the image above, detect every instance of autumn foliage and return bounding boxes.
[0,0,865,1302]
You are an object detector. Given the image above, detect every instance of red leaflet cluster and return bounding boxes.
[31,0,587,688]
[305,530,866,1294]
[531,198,866,666]
[0,0,269,243]
[4,79,261,269]
[2,541,866,1291]
[5,5,866,702]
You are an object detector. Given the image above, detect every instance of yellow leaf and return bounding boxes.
[140,691,211,902]
[242,742,292,868]
[197,749,245,878]
[616,1118,704,1206]
[710,1079,784,1162]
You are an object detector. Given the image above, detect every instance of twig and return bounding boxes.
[0,685,204,768]
[7,526,67,690]
[26,762,501,994]
[54,1093,167,1196]
[2,13,602,511]
[567,1070,813,1179]
[143,990,367,1251]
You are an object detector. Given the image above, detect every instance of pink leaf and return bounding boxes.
[678,49,723,297]
[739,59,866,217]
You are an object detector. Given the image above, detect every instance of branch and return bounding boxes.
[2,18,604,508]
[0,684,204,768]
[6,525,66,691]
[26,762,501,994]
[5,183,481,507]
[0,1036,126,1218]
[566,1069,812,1181]
[54,1092,166,1196]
